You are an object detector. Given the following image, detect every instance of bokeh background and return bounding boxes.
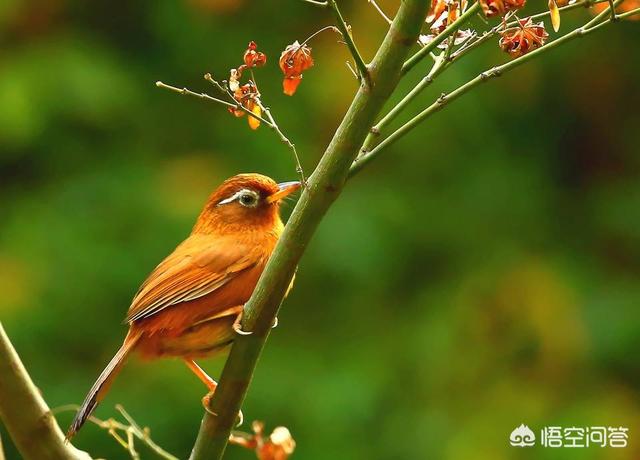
[1,0,640,459]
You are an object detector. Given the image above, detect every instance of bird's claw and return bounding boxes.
[201,391,243,426]
[201,392,218,416]
[232,312,253,336]
[233,321,253,336]
[232,314,278,335]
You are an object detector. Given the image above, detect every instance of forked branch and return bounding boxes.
[351,0,635,176]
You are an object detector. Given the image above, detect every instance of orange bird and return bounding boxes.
[67,173,300,439]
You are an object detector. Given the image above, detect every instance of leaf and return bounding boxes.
[549,0,561,32]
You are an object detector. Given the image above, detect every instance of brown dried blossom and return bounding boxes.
[244,41,267,68]
[229,421,296,460]
[427,0,467,34]
[228,81,262,130]
[499,18,549,57]
[279,40,314,96]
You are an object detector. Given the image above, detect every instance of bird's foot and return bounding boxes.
[201,392,218,416]
[201,391,244,426]
[232,312,278,335]
[232,314,253,336]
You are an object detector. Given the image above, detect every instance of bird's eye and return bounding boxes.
[239,192,258,207]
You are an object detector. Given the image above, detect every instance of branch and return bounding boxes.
[361,0,609,157]
[402,1,480,75]
[368,0,393,24]
[0,323,92,460]
[361,13,467,155]
[188,1,431,458]
[157,78,307,183]
[350,0,630,176]
[254,98,307,184]
[155,80,274,128]
[328,0,370,84]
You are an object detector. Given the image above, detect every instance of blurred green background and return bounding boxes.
[1,0,639,459]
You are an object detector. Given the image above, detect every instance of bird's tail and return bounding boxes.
[66,332,140,440]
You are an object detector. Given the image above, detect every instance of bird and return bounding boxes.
[66,173,301,439]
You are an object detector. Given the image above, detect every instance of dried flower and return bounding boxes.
[244,41,267,68]
[257,427,296,460]
[279,40,314,96]
[427,0,466,33]
[228,82,262,129]
[479,0,526,17]
[499,18,548,57]
[229,421,296,460]
[229,68,241,92]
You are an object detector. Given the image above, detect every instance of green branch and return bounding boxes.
[188,1,431,458]
[0,323,92,460]
[350,0,630,176]
[328,0,370,84]
[361,9,471,155]
[360,0,611,159]
[402,2,480,75]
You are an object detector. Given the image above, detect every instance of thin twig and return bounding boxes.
[328,0,370,84]
[402,2,481,75]
[350,0,628,177]
[158,77,307,182]
[362,16,464,155]
[156,81,273,127]
[53,404,178,460]
[345,61,359,79]
[607,0,617,20]
[255,99,307,185]
[584,0,624,26]
[201,73,307,184]
[364,0,618,158]
[300,25,341,47]
[0,432,6,460]
[301,0,328,6]
[617,6,640,18]
[368,0,393,24]
[451,0,610,61]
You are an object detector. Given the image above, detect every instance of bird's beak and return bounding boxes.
[266,181,301,204]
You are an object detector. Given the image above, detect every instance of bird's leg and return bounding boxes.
[184,359,243,426]
[184,359,218,415]
[184,359,217,391]
[232,311,278,335]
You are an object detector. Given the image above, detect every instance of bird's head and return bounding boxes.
[193,173,301,235]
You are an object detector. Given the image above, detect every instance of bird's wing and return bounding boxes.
[125,235,258,323]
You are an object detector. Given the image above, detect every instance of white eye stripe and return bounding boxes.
[217,189,260,207]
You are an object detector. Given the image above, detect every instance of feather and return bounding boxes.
[125,234,259,323]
